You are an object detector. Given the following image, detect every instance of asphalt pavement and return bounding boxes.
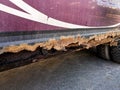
[0,50,120,90]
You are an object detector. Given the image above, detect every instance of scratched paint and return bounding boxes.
[97,0,120,9]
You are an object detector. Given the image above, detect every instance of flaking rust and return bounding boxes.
[1,30,120,54]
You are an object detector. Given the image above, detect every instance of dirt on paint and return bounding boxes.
[0,30,120,54]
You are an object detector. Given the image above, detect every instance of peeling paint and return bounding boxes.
[0,30,120,54]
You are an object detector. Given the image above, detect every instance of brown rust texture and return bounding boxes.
[0,31,120,54]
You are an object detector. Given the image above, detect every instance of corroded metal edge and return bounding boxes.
[1,30,120,54]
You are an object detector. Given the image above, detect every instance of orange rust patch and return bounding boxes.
[0,31,120,54]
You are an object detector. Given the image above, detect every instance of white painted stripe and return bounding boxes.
[47,18,88,28]
[0,4,35,21]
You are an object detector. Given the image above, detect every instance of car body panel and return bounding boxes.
[0,0,120,32]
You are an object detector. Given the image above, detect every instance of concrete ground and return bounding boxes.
[0,50,120,90]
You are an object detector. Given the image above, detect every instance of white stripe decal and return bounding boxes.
[0,0,89,28]
[0,0,119,28]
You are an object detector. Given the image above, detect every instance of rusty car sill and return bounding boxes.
[0,30,120,54]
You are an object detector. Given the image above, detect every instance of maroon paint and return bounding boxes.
[0,0,120,32]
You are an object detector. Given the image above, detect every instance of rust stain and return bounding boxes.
[0,30,120,54]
